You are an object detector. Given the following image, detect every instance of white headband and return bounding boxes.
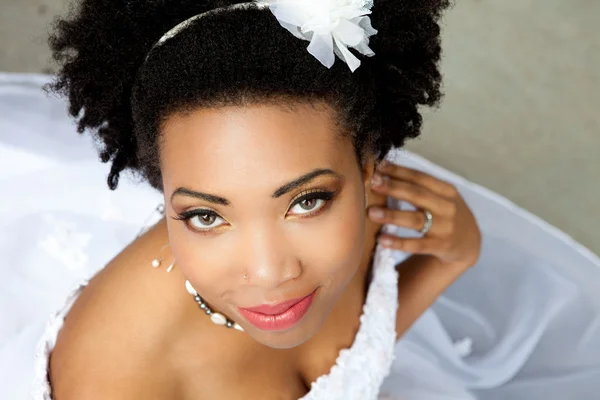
[148,0,378,72]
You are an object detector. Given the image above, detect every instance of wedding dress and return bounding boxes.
[1,72,599,399]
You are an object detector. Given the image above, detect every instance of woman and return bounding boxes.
[1,0,599,399]
[42,0,479,396]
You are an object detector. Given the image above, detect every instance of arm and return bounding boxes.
[394,254,470,339]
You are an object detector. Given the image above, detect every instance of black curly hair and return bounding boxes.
[47,0,450,191]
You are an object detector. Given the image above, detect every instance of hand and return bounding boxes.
[367,160,482,270]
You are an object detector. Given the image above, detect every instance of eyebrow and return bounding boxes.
[170,168,341,206]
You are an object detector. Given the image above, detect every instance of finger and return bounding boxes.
[378,234,443,254]
[368,207,450,236]
[371,177,453,216]
[376,161,457,199]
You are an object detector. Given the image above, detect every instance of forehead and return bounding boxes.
[159,103,355,188]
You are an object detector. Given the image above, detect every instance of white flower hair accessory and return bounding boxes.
[146,0,378,72]
[266,0,378,72]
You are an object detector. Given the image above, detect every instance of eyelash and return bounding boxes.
[172,189,338,234]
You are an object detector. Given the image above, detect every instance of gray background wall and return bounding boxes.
[1,0,598,253]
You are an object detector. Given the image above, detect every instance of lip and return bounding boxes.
[237,290,316,331]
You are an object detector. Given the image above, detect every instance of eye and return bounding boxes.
[287,190,336,217]
[174,209,227,232]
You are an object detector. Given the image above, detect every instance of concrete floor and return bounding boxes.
[1,0,599,254]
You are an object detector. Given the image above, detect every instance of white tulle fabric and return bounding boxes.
[2,73,600,400]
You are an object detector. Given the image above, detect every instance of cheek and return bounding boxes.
[298,191,366,286]
[167,223,233,298]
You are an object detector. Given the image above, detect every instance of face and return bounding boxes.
[160,102,374,349]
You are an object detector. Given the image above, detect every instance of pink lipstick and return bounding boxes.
[238,291,316,331]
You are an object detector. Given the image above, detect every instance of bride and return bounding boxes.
[1,0,600,399]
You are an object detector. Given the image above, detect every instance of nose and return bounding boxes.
[240,227,302,289]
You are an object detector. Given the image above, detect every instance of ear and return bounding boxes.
[361,153,377,191]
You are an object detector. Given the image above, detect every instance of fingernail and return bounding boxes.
[371,173,383,187]
[368,207,385,220]
[379,237,393,247]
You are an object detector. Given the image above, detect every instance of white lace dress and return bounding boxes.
[2,73,600,400]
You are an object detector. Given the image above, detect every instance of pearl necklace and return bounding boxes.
[185,280,244,332]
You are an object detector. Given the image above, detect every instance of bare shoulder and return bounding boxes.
[48,218,219,399]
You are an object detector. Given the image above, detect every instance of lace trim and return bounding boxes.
[31,280,89,399]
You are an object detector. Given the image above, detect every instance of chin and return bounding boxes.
[255,332,312,350]
[246,317,325,350]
